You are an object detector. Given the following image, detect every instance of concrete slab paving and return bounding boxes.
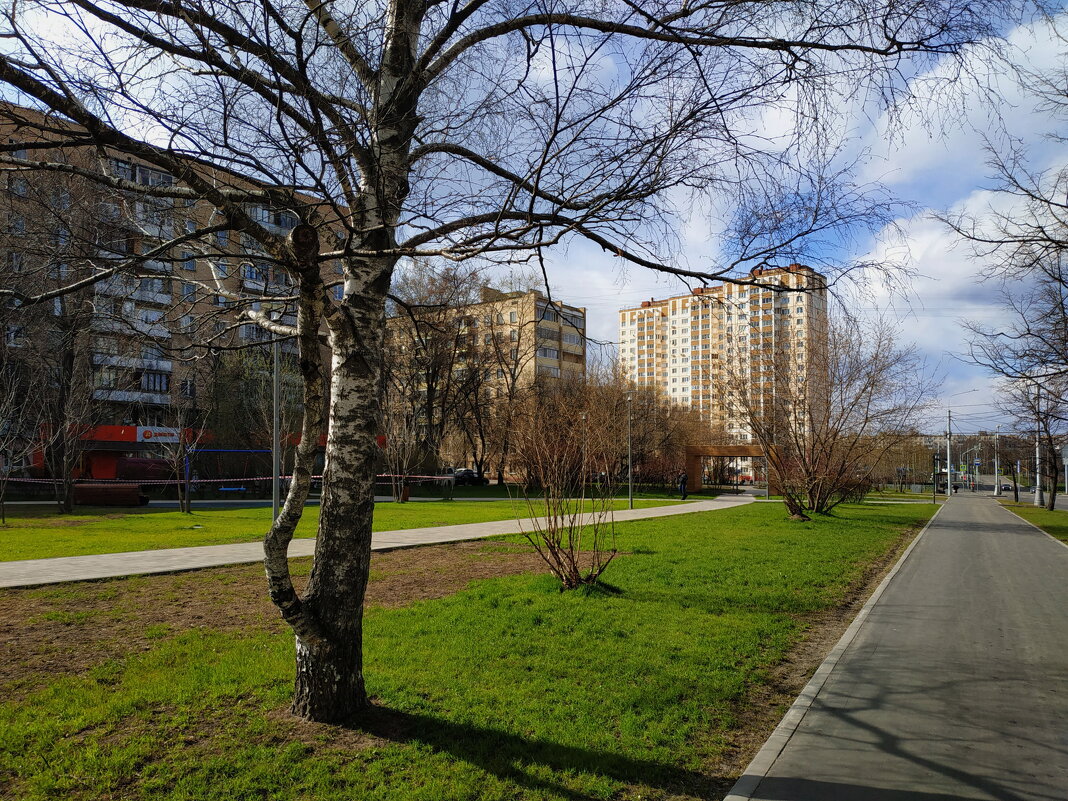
[0,495,752,588]
[726,494,1068,801]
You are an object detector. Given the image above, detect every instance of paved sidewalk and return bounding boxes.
[0,496,751,588]
[727,494,1068,801]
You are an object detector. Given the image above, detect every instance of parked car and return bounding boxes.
[1001,483,1013,490]
[453,469,489,486]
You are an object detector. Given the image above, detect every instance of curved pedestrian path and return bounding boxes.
[727,493,1068,801]
[0,495,752,588]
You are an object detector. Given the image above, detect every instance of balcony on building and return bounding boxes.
[92,389,171,405]
[92,316,172,340]
[92,353,174,373]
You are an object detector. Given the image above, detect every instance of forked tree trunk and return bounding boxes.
[290,290,387,721]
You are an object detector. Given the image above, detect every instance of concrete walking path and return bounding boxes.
[0,496,752,589]
[727,494,1068,801]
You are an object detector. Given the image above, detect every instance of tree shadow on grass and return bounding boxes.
[345,703,728,801]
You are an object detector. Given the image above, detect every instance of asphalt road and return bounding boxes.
[732,494,1068,801]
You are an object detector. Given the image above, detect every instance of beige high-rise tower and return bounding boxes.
[617,265,827,443]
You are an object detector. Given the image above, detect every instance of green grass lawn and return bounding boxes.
[0,499,682,561]
[997,500,1068,544]
[0,501,934,800]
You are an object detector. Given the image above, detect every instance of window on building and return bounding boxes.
[180,379,195,399]
[142,371,170,393]
[140,277,170,296]
[9,251,23,273]
[94,367,119,388]
[509,348,518,361]
[180,251,195,271]
[537,347,559,359]
[538,306,558,323]
[137,165,173,187]
[537,365,560,378]
[332,284,344,301]
[509,329,518,342]
[509,310,517,323]
[561,310,584,329]
[242,262,269,283]
[94,336,119,356]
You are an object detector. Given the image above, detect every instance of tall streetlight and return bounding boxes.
[580,411,587,497]
[960,446,979,492]
[626,391,634,510]
[994,424,1001,497]
[942,389,981,497]
[946,409,952,496]
[269,309,283,521]
[1035,383,1045,507]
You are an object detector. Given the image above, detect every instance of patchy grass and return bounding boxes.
[0,502,934,800]
[0,499,681,561]
[997,500,1068,544]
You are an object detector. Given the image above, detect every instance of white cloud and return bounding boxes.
[857,15,1066,200]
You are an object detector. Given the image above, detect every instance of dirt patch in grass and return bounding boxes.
[0,541,548,699]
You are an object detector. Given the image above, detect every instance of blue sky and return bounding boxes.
[526,14,1067,437]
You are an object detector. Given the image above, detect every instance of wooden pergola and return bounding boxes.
[683,444,769,492]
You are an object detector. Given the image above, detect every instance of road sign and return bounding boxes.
[974,459,981,466]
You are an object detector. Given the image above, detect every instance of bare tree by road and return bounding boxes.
[733,313,938,519]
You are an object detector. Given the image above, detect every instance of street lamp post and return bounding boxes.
[960,446,979,493]
[580,411,587,497]
[994,424,1001,497]
[946,410,952,497]
[1035,384,1045,508]
[627,392,634,510]
[272,331,281,521]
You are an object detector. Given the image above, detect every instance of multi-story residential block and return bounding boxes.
[617,264,827,443]
[383,285,586,474]
[468,287,587,383]
[0,105,312,482]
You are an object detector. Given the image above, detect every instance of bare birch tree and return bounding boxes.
[0,0,1033,721]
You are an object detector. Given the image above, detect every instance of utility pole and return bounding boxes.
[1035,384,1044,507]
[946,410,952,496]
[994,425,1001,497]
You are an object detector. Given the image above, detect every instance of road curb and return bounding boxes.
[722,502,946,801]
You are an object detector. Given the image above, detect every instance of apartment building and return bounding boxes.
[467,287,587,383]
[0,106,314,478]
[617,265,827,443]
[387,286,586,388]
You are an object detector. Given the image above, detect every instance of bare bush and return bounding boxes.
[511,376,626,589]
